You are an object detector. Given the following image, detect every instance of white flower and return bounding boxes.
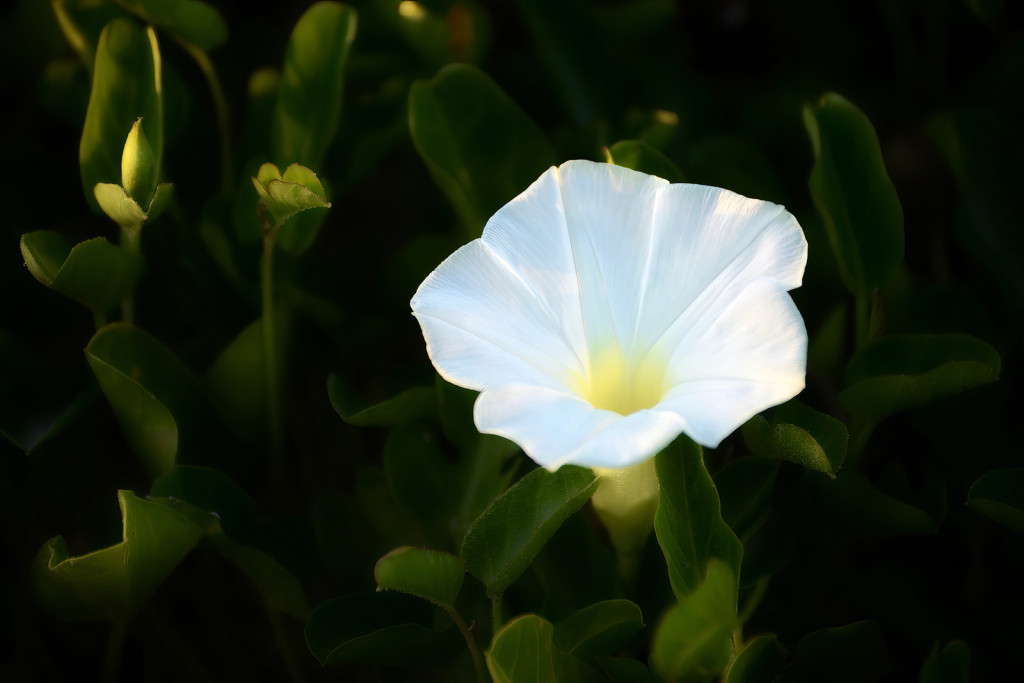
[411,160,808,471]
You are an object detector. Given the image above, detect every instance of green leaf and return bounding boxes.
[816,469,944,537]
[596,657,661,683]
[86,323,232,477]
[272,1,357,171]
[804,92,904,297]
[738,514,795,589]
[607,140,685,183]
[775,621,889,682]
[712,457,779,544]
[251,176,330,226]
[460,465,599,596]
[487,614,607,683]
[649,559,738,683]
[305,591,464,667]
[654,435,742,602]
[203,319,266,441]
[51,0,131,77]
[146,182,174,222]
[374,546,465,610]
[116,0,228,50]
[327,376,437,427]
[553,600,644,665]
[80,19,162,215]
[726,635,788,683]
[31,490,203,622]
[840,333,1001,421]
[384,424,457,521]
[20,231,143,314]
[94,182,147,230]
[967,468,1024,534]
[741,401,848,478]
[408,63,556,238]
[919,641,970,683]
[150,465,256,538]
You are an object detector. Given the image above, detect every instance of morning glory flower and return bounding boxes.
[411,159,808,472]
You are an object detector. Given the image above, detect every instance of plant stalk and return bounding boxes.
[446,606,489,683]
[102,618,128,683]
[267,605,306,683]
[491,593,503,633]
[120,225,142,324]
[262,227,285,473]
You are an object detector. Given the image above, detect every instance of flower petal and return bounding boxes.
[556,160,667,357]
[631,184,806,361]
[475,384,684,470]
[654,277,808,447]
[412,240,585,393]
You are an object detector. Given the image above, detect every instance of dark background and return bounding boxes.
[2,0,1023,680]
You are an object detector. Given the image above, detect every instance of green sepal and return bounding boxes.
[31,490,203,622]
[94,182,147,231]
[21,231,143,314]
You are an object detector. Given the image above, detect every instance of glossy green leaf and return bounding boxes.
[80,19,162,215]
[654,435,742,602]
[919,641,970,683]
[409,63,556,238]
[328,376,437,427]
[607,140,685,183]
[712,457,779,543]
[840,334,1000,421]
[116,0,228,50]
[305,591,463,666]
[21,231,143,314]
[804,92,904,296]
[726,635,788,683]
[31,490,203,622]
[374,546,464,610]
[597,657,661,683]
[86,323,232,477]
[552,600,644,665]
[967,468,1024,534]
[775,621,889,682]
[272,1,356,171]
[742,400,847,478]
[204,319,266,441]
[460,465,599,596]
[650,559,738,683]
[487,614,607,683]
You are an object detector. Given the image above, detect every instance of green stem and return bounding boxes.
[102,619,128,683]
[175,38,232,195]
[267,606,306,683]
[119,225,142,324]
[446,606,489,683]
[262,228,285,474]
[854,294,869,351]
[491,593,503,633]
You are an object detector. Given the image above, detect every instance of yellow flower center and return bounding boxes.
[573,345,667,415]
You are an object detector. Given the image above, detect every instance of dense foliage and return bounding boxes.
[1,0,1022,681]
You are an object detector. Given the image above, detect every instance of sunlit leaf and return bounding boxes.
[93,182,146,230]
[305,591,463,666]
[804,92,903,297]
[80,19,162,215]
[727,635,788,683]
[408,63,556,238]
[552,600,644,665]
[460,465,598,596]
[607,140,685,183]
[374,546,464,610]
[31,490,203,622]
[21,231,143,314]
[649,559,738,683]
[775,621,889,682]
[654,435,742,603]
[840,334,1000,421]
[967,468,1024,534]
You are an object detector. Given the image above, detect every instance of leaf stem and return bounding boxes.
[267,605,306,683]
[102,618,128,683]
[119,225,142,324]
[445,606,489,683]
[175,37,232,195]
[491,593,503,632]
[261,225,286,474]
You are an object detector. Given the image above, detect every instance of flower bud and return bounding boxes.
[121,118,156,206]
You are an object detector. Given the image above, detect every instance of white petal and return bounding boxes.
[631,184,806,361]
[475,384,684,470]
[412,239,585,393]
[481,167,589,369]
[556,160,667,356]
[653,277,807,447]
